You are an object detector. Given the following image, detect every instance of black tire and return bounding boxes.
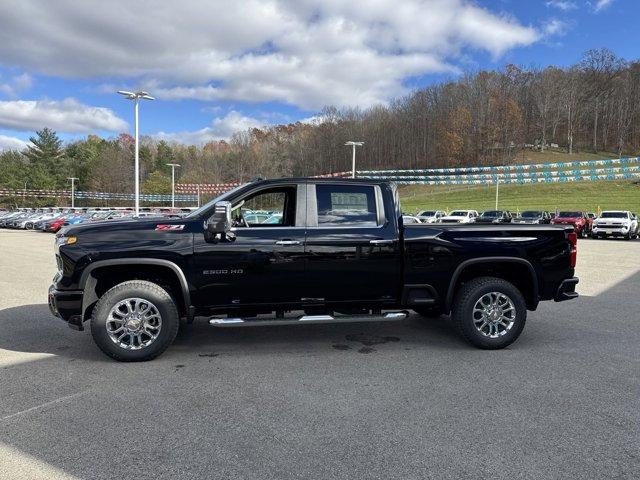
[90,280,180,361]
[451,276,527,350]
[413,306,442,319]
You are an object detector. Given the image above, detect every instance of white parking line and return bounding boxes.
[1,391,88,422]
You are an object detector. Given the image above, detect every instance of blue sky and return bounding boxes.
[0,0,635,150]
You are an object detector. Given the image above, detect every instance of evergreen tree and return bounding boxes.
[24,128,63,164]
[23,128,66,187]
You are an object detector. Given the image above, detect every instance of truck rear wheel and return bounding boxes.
[451,276,526,349]
[90,280,180,362]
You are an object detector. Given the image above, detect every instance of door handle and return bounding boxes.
[369,239,394,245]
[275,240,301,246]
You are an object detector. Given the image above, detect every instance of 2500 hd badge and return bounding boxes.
[203,269,244,275]
[49,177,578,361]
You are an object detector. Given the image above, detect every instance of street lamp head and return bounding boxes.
[345,141,364,146]
[117,90,155,101]
[166,163,181,168]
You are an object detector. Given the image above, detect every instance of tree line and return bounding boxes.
[1,48,639,206]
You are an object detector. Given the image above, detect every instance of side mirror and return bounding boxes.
[205,201,234,242]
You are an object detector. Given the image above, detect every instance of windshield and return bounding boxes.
[521,211,542,218]
[481,211,501,217]
[450,211,467,216]
[186,183,249,218]
[558,211,581,218]
[600,211,628,218]
[419,211,436,216]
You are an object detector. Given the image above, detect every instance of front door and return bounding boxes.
[193,183,306,308]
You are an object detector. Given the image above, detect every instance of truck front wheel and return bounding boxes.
[451,277,527,350]
[90,280,180,361]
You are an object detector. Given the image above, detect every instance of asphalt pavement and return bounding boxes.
[0,230,638,479]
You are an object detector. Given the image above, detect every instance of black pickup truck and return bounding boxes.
[49,178,579,361]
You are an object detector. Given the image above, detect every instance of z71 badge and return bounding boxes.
[155,224,185,231]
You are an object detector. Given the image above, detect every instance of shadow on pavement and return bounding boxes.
[0,303,464,361]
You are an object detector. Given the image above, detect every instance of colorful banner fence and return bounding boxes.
[0,189,197,202]
[357,156,640,175]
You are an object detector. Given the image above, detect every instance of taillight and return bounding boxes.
[567,231,577,267]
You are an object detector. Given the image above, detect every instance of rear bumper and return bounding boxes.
[554,277,579,302]
[48,285,84,330]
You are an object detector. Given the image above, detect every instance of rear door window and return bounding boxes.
[316,184,378,227]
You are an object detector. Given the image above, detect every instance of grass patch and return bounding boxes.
[399,179,640,214]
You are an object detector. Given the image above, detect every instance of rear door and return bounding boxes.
[302,182,401,306]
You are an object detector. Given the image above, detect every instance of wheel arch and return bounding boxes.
[79,259,192,321]
[445,257,539,313]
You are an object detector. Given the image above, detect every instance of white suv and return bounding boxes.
[416,210,446,223]
[592,211,638,240]
[440,210,479,224]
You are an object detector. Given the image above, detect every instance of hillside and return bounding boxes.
[397,150,640,214]
[399,180,640,214]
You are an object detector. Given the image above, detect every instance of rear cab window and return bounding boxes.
[312,183,385,227]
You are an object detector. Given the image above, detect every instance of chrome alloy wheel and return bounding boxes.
[106,298,162,350]
[472,292,516,338]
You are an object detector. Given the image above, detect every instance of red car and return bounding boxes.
[551,211,592,237]
[45,216,67,233]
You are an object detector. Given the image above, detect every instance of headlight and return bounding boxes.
[55,235,77,246]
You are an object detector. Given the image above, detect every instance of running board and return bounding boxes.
[208,311,408,327]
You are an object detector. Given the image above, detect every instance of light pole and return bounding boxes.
[345,141,364,178]
[166,163,180,208]
[67,177,78,208]
[495,178,500,210]
[117,90,155,215]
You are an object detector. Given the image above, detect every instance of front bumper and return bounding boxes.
[592,226,629,236]
[48,285,84,330]
[555,277,579,302]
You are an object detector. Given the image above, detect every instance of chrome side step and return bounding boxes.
[208,311,408,327]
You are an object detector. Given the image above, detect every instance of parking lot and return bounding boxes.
[0,230,638,479]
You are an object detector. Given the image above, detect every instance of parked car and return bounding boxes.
[512,211,552,224]
[591,211,638,240]
[19,212,57,230]
[0,211,26,226]
[62,214,90,227]
[402,215,422,224]
[263,213,283,224]
[48,177,578,361]
[416,210,446,223]
[476,210,513,224]
[440,210,479,223]
[551,211,592,238]
[45,216,69,233]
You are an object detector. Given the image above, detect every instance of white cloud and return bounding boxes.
[545,1,577,11]
[0,73,34,98]
[0,0,540,110]
[153,111,263,144]
[0,98,128,133]
[543,19,569,36]
[594,0,614,12]
[0,134,29,151]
